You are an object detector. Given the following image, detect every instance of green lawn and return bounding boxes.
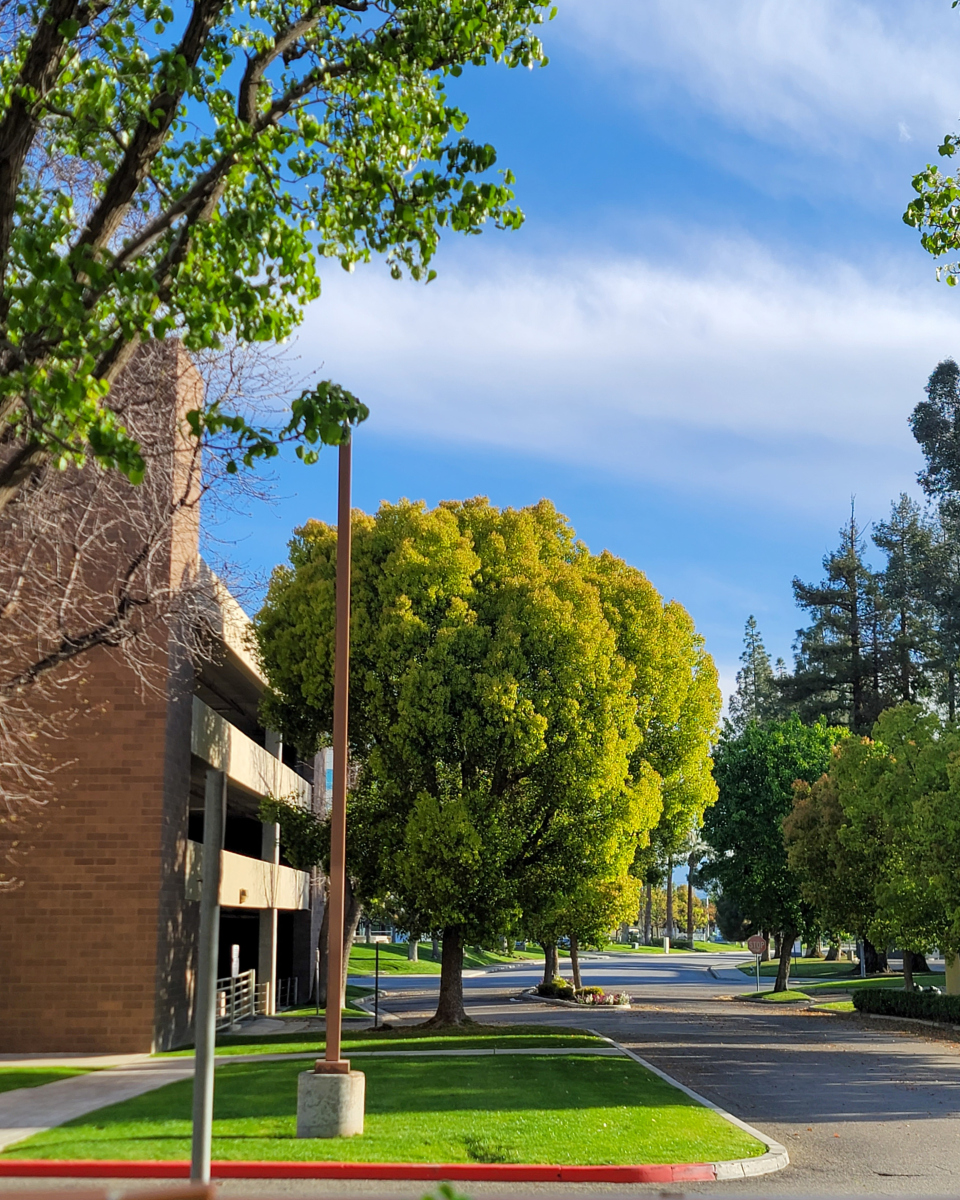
[741,990,810,1004]
[599,941,744,955]
[737,958,861,979]
[159,1024,606,1058]
[276,985,373,1018]
[0,1068,91,1095]
[6,1054,764,1165]
[811,1000,855,1013]
[802,973,944,995]
[348,943,548,976]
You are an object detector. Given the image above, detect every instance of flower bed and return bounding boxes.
[534,980,629,1006]
[575,987,630,1006]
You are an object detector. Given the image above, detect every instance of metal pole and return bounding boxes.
[315,947,320,1016]
[191,768,225,1183]
[375,942,379,1028]
[321,434,352,1072]
[755,955,760,993]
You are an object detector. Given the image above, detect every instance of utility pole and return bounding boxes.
[191,768,225,1183]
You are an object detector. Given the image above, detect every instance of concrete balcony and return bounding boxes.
[185,841,310,910]
[191,696,310,807]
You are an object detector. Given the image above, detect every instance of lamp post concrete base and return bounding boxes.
[297,1070,365,1138]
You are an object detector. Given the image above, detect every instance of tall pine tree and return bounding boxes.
[787,505,889,733]
[727,616,779,732]
[872,494,937,705]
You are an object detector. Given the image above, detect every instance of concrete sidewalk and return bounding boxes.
[0,1061,193,1152]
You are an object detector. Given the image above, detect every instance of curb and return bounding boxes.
[517,991,631,1011]
[585,1030,789,1180]
[0,1161,719,1183]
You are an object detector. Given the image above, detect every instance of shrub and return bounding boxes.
[576,986,605,999]
[852,987,960,1024]
[536,977,575,999]
[650,937,694,950]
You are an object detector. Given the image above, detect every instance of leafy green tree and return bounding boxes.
[589,553,720,938]
[727,615,780,732]
[702,717,844,991]
[787,507,888,733]
[0,0,551,509]
[784,769,881,968]
[831,705,948,985]
[255,498,649,1025]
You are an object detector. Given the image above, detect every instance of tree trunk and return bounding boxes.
[761,930,771,962]
[570,936,582,990]
[541,942,557,985]
[686,854,696,945]
[774,931,795,992]
[407,935,418,962]
[903,949,915,992]
[862,938,887,974]
[665,859,674,939]
[424,924,469,1026]
[912,949,930,974]
[317,895,330,1009]
[773,931,782,960]
[431,935,440,962]
[825,943,839,962]
[336,877,363,1013]
[643,882,653,944]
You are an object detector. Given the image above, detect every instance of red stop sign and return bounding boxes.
[747,935,767,955]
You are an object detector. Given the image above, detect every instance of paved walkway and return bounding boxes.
[0,1061,193,1152]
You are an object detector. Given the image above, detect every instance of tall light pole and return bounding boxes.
[297,428,364,1138]
[320,431,352,1072]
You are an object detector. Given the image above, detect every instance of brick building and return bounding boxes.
[0,345,323,1054]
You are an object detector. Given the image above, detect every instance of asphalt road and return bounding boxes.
[356,950,960,1195]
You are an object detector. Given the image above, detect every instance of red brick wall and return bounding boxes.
[0,343,203,1054]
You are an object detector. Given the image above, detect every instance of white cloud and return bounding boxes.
[556,0,960,159]
[299,237,955,516]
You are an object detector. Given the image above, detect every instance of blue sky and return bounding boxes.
[214,0,960,704]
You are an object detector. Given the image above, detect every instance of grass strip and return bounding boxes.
[736,959,863,979]
[811,1000,855,1013]
[802,973,944,994]
[6,1054,763,1165]
[594,941,744,955]
[157,1025,605,1059]
[740,990,810,1004]
[348,944,549,977]
[0,1068,92,1095]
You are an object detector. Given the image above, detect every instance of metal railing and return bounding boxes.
[215,969,260,1031]
[276,977,298,1011]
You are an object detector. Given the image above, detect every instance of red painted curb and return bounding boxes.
[0,1160,718,1183]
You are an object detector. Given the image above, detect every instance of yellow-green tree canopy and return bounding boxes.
[254,496,719,1020]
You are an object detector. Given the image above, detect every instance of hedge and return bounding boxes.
[852,987,960,1024]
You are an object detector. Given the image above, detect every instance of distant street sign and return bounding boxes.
[747,935,767,956]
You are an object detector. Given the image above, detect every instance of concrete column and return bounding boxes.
[259,820,280,1015]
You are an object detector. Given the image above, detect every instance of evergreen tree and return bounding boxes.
[909,360,960,718]
[872,494,937,705]
[727,616,779,732]
[918,506,960,719]
[787,505,889,733]
[910,358,960,498]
